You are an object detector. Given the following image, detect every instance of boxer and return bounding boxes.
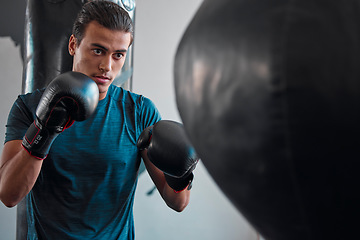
[0,1,198,239]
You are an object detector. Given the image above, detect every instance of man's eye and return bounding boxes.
[114,53,124,60]
[93,49,103,55]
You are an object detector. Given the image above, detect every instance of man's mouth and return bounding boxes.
[93,75,111,84]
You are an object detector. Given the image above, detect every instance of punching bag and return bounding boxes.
[174,0,360,239]
[18,1,136,239]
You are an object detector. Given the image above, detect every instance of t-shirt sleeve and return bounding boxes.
[4,92,40,144]
[138,96,162,132]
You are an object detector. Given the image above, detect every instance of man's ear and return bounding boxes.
[68,34,77,56]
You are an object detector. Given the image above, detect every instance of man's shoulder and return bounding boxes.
[20,89,44,101]
[108,84,146,105]
[16,89,45,110]
[108,85,160,116]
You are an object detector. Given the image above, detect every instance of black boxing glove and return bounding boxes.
[22,71,99,159]
[137,120,199,192]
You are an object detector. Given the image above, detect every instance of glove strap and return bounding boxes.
[22,119,58,160]
[164,172,194,193]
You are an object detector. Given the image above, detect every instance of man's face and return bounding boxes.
[69,21,132,100]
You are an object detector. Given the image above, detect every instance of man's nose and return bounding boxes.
[99,56,112,72]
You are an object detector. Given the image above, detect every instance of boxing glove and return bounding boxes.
[137,120,199,192]
[22,71,99,159]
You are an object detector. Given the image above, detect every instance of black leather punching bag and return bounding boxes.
[18,1,135,239]
[174,0,360,239]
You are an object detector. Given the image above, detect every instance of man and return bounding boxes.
[0,1,197,239]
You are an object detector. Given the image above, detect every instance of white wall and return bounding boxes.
[0,1,259,239]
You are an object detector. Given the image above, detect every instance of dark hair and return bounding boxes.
[72,0,134,45]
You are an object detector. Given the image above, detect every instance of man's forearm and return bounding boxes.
[142,150,190,212]
[161,180,190,212]
[0,140,43,207]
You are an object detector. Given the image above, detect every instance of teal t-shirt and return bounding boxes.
[5,84,161,239]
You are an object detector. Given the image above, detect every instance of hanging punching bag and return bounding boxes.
[174,0,360,239]
[17,1,136,239]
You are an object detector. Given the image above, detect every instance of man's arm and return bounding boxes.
[0,140,43,207]
[137,120,199,212]
[141,149,190,212]
[0,72,99,208]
